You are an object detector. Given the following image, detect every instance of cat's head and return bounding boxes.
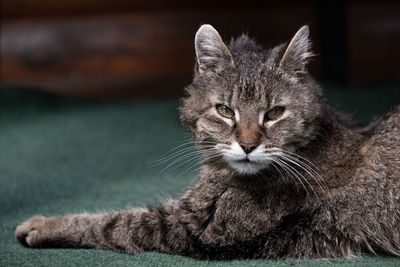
[180,25,323,175]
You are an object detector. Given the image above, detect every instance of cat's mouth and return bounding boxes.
[230,162,264,174]
[228,157,269,174]
[232,157,263,166]
[236,157,251,163]
[217,142,273,174]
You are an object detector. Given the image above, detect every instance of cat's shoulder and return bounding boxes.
[361,104,400,153]
[365,104,400,135]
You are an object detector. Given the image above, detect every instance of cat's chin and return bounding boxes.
[228,160,270,175]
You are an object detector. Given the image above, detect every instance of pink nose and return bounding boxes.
[239,142,257,154]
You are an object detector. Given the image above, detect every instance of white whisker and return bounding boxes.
[158,151,206,174]
[179,150,223,176]
[269,160,285,180]
[273,157,311,197]
[155,145,216,165]
[275,156,320,200]
[278,154,322,188]
[271,157,304,192]
[280,155,326,190]
[279,149,327,188]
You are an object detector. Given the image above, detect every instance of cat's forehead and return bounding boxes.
[206,43,302,108]
[213,66,291,109]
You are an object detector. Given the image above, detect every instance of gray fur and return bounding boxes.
[16,25,400,260]
[279,25,312,75]
[195,24,233,75]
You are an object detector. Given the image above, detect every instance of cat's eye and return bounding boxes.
[216,104,235,119]
[265,106,285,121]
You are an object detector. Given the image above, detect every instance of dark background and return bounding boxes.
[1,0,399,100]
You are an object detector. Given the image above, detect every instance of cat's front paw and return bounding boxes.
[16,215,50,247]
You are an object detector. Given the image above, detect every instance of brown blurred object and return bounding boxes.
[348,3,400,84]
[1,1,400,99]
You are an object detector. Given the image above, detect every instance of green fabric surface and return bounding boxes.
[1,84,400,266]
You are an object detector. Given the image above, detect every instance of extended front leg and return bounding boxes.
[16,206,196,255]
[16,179,221,256]
[16,210,147,253]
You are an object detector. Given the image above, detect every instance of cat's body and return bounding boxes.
[16,25,400,259]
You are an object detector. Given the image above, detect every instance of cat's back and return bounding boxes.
[360,104,400,174]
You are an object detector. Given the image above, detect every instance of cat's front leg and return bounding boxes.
[16,197,216,255]
[16,210,146,253]
[16,176,225,256]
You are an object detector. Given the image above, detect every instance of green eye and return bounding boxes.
[266,106,285,121]
[216,104,235,119]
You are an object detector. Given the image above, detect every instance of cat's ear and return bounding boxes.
[279,26,312,75]
[194,24,233,75]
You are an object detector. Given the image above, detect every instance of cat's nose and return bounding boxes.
[239,142,257,154]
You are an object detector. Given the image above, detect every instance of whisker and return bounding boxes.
[269,160,285,180]
[177,151,224,177]
[158,151,206,174]
[279,149,327,188]
[273,157,311,197]
[155,147,198,165]
[184,155,225,177]
[275,156,319,199]
[157,141,200,156]
[278,152,327,190]
[161,154,211,175]
[278,154,323,196]
[256,169,271,184]
[169,154,203,175]
[156,140,217,160]
[271,157,304,193]
[155,145,216,165]
[179,161,202,177]
[282,154,323,192]
[178,150,222,176]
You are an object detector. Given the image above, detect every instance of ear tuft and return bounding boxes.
[194,24,233,74]
[279,26,312,75]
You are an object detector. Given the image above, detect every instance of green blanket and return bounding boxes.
[1,84,400,266]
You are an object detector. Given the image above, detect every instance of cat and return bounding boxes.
[16,24,400,260]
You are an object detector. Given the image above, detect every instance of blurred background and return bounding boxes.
[1,0,399,100]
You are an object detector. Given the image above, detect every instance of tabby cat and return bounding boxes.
[16,25,400,259]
